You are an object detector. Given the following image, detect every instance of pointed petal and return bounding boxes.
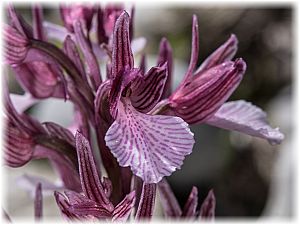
[157,37,173,98]
[54,191,80,220]
[95,80,113,125]
[63,35,87,82]
[170,59,246,124]
[199,190,216,219]
[4,122,34,167]
[182,186,198,218]
[16,173,63,198]
[32,5,45,40]
[4,24,29,65]
[111,11,134,79]
[43,122,75,147]
[206,100,284,145]
[75,132,114,211]
[195,34,238,75]
[181,15,199,84]
[34,183,43,220]
[73,20,102,89]
[8,5,33,38]
[97,6,109,44]
[130,63,168,113]
[135,183,156,220]
[112,191,136,222]
[66,192,112,219]
[157,178,182,217]
[105,99,195,183]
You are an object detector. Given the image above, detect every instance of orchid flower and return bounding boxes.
[103,11,195,184]
[3,4,285,221]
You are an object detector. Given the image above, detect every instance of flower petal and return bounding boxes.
[199,190,216,219]
[112,191,136,222]
[105,99,195,183]
[32,5,45,40]
[111,11,134,79]
[135,183,156,220]
[195,34,238,75]
[73,20,102,89]
[157,37,173,98]
[34,183,43,220]
[43,21,68,42]
[205,100,284,145]
[180,15,199,84]
[170,59,246,124]
[182,186,198,218]
[75,132,114,211]
[43,122,75,147]
[130,63,168,113]
[157,178,182,217]
[54,191,81,220]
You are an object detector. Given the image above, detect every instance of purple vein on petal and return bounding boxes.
[111,11,134,79]
[135,183,156,220]
[75,132,114,212]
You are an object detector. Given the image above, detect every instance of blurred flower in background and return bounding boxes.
[2,2,293,221]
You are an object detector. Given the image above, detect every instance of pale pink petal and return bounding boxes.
[105,99,195,183]
[205,100,284,145]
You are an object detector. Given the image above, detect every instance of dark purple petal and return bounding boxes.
[8,5,33,39]
[32,5,45,40]
[112,191,136,222]
[135,183,156,220]
[195,34,238,75]
[97,6,108,44]
[157,37,173,98]
[4,122,34,167]
[75,132,114,212]
[111,11,134,79]
[105,99,195,183]
[205,100,284,145]
[157,178,182,217]
[170,59,246,124]
[43,122,75,147]
[34,183,43,221]
[180,15,199,84]
[73,20,102,89]
[95,80,113,125]
[4,24,29,66]
[54,191,80,220]
[66,192,112,219]
[199,190,216,219]
[182,186,198,218]
[130,63,168,113]
[63,35,87,82]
